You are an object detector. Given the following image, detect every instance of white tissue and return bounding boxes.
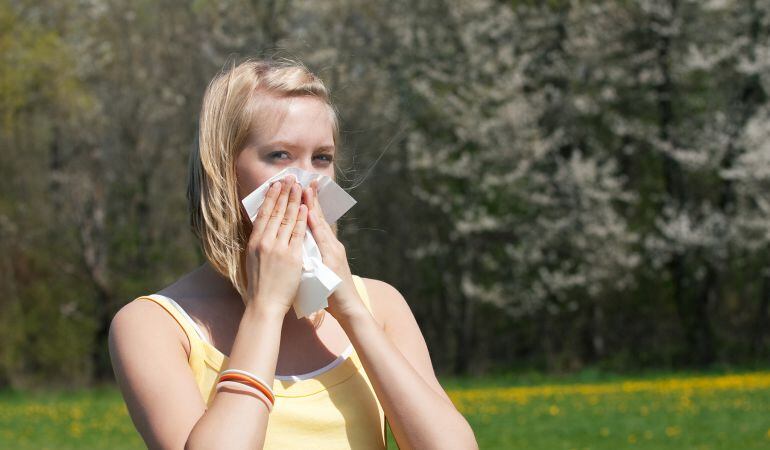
[241,167,357,318]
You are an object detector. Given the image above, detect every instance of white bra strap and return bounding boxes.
[147,294,210,345]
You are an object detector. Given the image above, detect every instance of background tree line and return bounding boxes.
[0,0,768,388]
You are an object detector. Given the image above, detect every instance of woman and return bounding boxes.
[108,59,478,449]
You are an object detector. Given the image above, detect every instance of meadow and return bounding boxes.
[1,371,769,449]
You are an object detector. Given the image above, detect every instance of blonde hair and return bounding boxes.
[187,58,340,315]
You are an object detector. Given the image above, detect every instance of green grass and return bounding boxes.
[2,371,770,449]
[0,386,140,450]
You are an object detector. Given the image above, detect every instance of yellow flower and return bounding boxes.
[448,372,770,404]
[644,430,654,440]
[70,406,84,420]
[69,422,82,438]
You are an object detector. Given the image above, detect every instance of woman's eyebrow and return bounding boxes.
[262,140,299,150]
[263,140,335,152]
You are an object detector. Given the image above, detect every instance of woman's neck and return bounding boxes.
[198,261,324,330]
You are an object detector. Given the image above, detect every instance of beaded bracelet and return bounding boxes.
[218,369,275,405]
[216,380,273,412]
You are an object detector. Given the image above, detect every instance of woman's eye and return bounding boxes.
[269,151,290,160]
[267,151,333,164]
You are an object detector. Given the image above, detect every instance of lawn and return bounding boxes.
[1,371,770,449]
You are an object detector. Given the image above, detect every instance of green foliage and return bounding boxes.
[0,2,90,130]
[1,0,770,387]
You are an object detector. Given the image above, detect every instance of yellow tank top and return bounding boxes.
[137,275,387,449]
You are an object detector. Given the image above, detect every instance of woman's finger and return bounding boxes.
[303,180,320,221]
[289,204,308,251]
[302,185,314,216]
[307,202,336,254]
[277,181,302,244]
[252,180,282,240]
[263,175,295,240]
[308,180,335,236]
[302,180,337,257]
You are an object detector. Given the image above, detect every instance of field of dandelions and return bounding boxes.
[2,371,770,449]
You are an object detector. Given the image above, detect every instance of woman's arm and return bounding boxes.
[188,176,308,449]
[303,181,478,450]
[336,286,478,450]
[185,302,286,450]
[109,299,285,450]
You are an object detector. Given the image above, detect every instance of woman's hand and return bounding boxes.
[302,180,368,321]
[244,175,308,314]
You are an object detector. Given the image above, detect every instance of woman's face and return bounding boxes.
[235,95,336,202]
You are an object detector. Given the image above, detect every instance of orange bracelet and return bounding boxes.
[216,380,274,412]
[219,373,275,404]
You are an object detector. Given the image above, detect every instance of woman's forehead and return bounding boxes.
[250,95,335,149]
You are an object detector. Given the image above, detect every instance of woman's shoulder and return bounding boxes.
[109,301,192,367]
[111,265,219,358]
[357,277,412,330]
[358,276,401,296]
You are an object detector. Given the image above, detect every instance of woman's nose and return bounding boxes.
[295,158,316,173]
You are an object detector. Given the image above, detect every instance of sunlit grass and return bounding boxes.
[433,371,770,449]
[3,372,770,449]
[0,387,140,449]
